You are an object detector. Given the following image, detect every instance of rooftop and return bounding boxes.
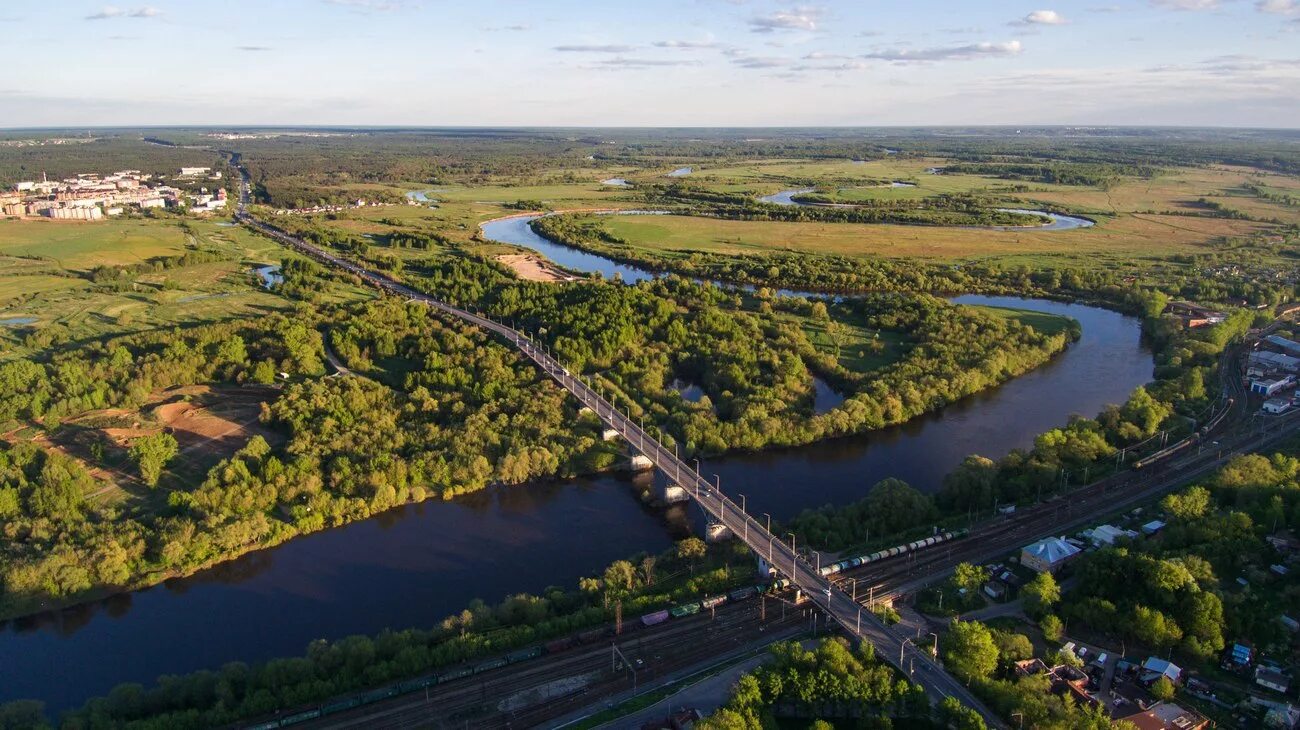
[1022,536,1081,564]
[1266,334,1300,356]
[1121,702,1209,730]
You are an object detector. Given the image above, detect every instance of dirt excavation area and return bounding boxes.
[8,384,282,498]
[497,253,578,282]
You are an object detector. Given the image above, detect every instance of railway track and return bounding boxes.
[310,597,806,729]
[841,378,1295,604]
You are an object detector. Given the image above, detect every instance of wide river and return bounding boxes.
[1,216,1150,713]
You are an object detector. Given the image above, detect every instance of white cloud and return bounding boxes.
[88,6,160,20]
[749,6,823,33]
[793,60,868,71]
[1018,10,1068,25]
[653,39,722,49]
[596,57,702,68]
[554,44,637,52]
[731,55,790,68]
[1150,0,1220,10]
[86,6,124,19]
[1257,0,1300,14]
[861,40,1024,63]
[323,0,408,12]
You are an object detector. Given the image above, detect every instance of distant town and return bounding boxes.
[0,166,228,221]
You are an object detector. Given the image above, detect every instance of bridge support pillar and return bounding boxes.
[658,482,689,505]
[706,521,733,543]
[628,453,653,471]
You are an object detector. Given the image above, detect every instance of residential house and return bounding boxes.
[1020,536,1081,573]
[1120,702,1210,730]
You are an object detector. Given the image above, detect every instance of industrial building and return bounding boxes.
[1265,335,1300,357]
[1250,350,1300,375]
[1264,398,1292,415]
[1252,376,1295,397]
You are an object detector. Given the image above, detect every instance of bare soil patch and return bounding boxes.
[497,253,576,282]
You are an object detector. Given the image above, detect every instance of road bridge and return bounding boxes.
[232,172,1004,725]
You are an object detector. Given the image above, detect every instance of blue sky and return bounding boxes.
[4,0,1299,127]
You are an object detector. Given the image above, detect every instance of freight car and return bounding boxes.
[819,529,969,577]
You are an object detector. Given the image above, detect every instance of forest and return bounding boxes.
[0,240,1075,619]
[697,638,936,729]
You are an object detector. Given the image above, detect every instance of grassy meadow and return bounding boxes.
[0,217,331,360]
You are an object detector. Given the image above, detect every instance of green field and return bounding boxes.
[771,309,907,373]
[971,305,1076,337]
[0,217,353,359]
[583,210,1261,269]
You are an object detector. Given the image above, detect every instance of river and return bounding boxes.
[0,218,1150,714]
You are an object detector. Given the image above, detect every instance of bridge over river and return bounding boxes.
[234,187,1004,725]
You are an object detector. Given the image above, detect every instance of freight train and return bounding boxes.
[1132,397,1234,471]
[243,582,774,729]
[817,529,970,578]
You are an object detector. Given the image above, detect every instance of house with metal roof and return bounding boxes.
[1141,657,1183,685]
[1020,536,1081,573]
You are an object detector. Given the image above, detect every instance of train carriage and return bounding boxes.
[440,666,473,682]
[728,586,757,601]
[506,647,543,664]
[641,609,670,627]
[474,657,508,674]
[321,696,363,715]
[277,709,322,726]
[669,602,701,618]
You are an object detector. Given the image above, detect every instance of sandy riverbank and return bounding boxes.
[496,253,577,282]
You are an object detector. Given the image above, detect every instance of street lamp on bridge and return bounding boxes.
[786,532,797,581]
[737,492,747,543]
